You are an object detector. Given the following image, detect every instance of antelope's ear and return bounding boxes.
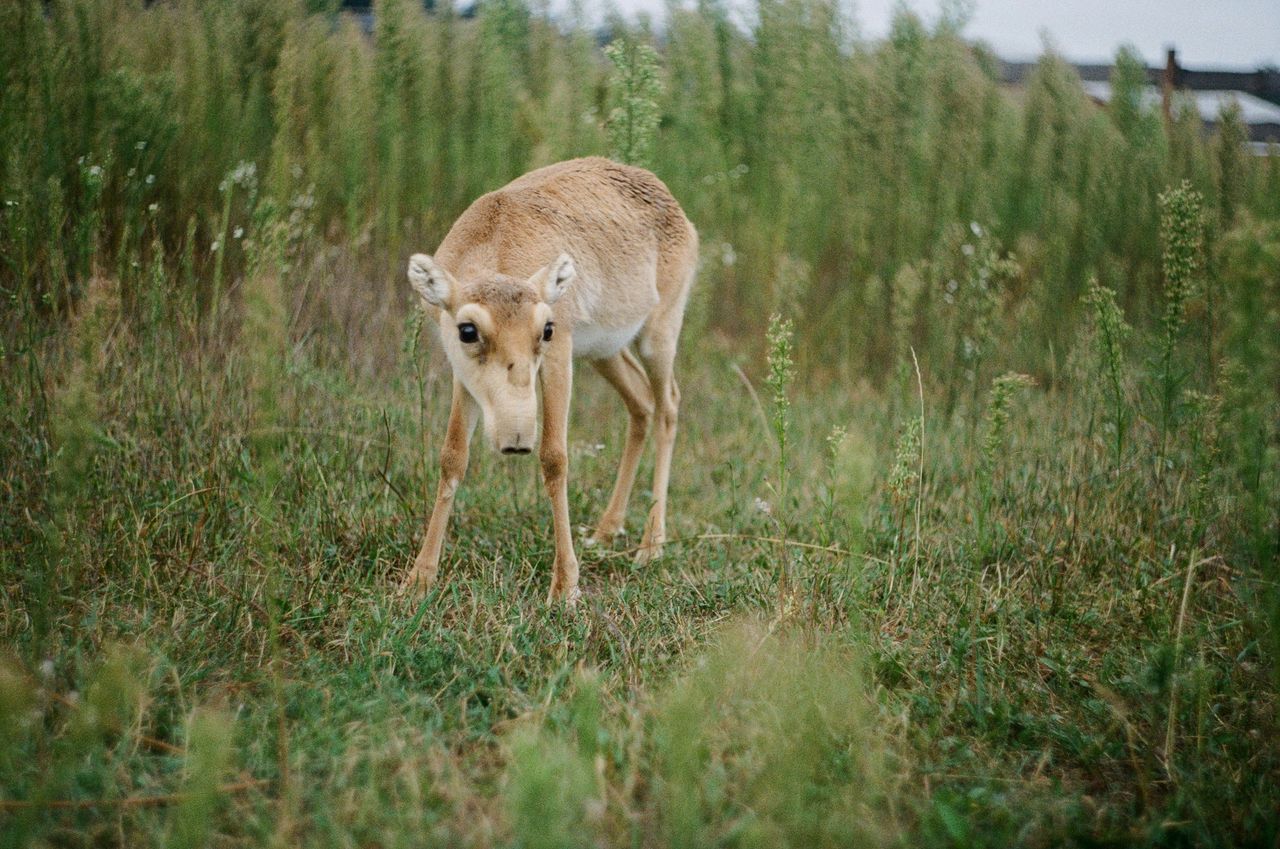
[407,254,454,308]
[536,253,576,305]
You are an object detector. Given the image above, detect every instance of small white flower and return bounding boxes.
[145,174,155,185]
[233,226,244,239]
[88,165,103,178]
[211,240,221,252]
[127,167,136,178]
[39,659,55,679]
[961,243,975,257]
[147,203,159,214]
[720,242,737,267]
[135,140,147,150]
[753,497,772,515]
[970,221,984,237]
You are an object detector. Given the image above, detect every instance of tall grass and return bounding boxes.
[4,0,1276,370]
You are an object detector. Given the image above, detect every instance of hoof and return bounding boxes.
[548,584,582,607]
[585,521,625,548]
[634,541,664,565]
[398,567,434,598]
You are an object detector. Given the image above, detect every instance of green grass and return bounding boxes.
[1,302,1276,845]
[2,0,1279,844]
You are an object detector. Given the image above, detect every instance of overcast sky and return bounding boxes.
[602,0,1280,69]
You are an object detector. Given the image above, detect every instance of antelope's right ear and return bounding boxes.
[407,254,454,308]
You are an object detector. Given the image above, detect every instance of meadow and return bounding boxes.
[2,0,1279,845]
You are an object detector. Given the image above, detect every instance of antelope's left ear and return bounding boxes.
[536,253,576,305]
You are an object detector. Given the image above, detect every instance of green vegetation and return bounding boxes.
[1,0,1278,845]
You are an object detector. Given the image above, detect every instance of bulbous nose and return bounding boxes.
[500,432,533,455]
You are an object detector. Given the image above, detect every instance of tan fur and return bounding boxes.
[400,157,698,605]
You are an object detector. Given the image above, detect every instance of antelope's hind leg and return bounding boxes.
[400,380,477,596]
[634,235,697,564]
[588,349,654,545]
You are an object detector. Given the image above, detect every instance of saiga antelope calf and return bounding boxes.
[400,157,698,605]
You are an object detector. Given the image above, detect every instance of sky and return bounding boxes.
[602,0,1280,69]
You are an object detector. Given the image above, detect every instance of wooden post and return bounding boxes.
[1163,47,1178,125]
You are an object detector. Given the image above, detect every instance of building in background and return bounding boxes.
[1001,49,1280,153]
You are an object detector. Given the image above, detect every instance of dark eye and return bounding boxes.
[542,321,554,342]
[458,322,478,344]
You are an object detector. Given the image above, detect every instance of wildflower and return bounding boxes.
[145,174,155,185]
[887,418,921,506]
[233,226,244,239]
[720,242,737,267]
[827,424,848,459]
[754,497,772,515]
[981,372,1035,476]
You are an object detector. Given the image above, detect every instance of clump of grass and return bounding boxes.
[168,708,237,849]
[40,275,120,622]
[980,372,1035,477]
[1156,181,1205,455]
[938,223,1019,417]
[604,37,663,167]
[975,371,1034,548]
[764,311,796,592]
[651,619,895,848]
[1084,278,1132,465]
[504,724,597,849]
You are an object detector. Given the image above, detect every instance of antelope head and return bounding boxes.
[408,252,576,454]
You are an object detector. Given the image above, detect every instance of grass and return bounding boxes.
[1,302,1276,845]
[1,0,1278,844]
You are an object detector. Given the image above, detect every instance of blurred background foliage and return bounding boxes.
[4,0,1277,382]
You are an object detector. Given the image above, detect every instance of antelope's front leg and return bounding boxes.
[400,380,477,596]
[539,347,580,605]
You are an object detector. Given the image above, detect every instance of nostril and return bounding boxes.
[507,363,514,371]
[502,446,532,455]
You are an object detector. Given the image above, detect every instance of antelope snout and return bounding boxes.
[493,415,538,455]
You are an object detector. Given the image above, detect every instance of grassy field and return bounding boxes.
[2,0,1279,846]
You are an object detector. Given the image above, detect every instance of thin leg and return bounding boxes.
[637,342,679,564]
[539,345,580,605]
[589,348,654,543]
[400,380,477,595]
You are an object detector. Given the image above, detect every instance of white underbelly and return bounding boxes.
[571,319,645,360]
